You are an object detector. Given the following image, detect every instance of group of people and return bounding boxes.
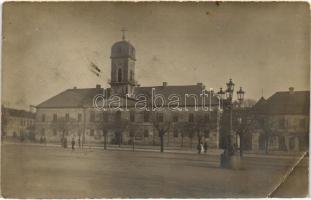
[197,141,208,154]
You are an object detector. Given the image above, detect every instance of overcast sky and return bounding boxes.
[2,2,310,110]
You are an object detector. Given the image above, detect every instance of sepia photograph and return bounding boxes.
[1,1,310,198]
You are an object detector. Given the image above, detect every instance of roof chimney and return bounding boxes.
[289,87,294,94]
[163,82,167,87]
[96,84,101,89]
[197,82,205,90]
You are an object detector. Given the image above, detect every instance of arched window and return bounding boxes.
[130,70,134,81]
[118,68,122,82]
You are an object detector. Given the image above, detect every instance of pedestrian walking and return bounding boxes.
[200,143,204,153]
[71,137,75,150]
[204,141,208,153]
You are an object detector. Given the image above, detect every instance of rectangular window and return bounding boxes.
[157,113,164,122]
[78,113,82,122]
[204,114,210,122]
[173,115,178,122]
[65,113,69,121]
[130,112,135,122]
[103,113,109,122]
[299,119,306,128]
[189,113,194,122]
[115,111,121,121]
[279,118,285,128]
[144,112,150,122]
[90,111,95,122]
[53,113,57,122]
[42,114,45,122]
[173,129,178,138]
[204,129,210,138]
[144,130,149,137]
[90,129,95,136]
[129,130,135,137]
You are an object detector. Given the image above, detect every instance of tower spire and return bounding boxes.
[121,27,127,41]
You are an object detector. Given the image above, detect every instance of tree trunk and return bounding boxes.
[160,134,164,152]
[167,130,170,147]
[118,132,121,147]
[103,130,107,150]
[265,135,269,154]
[239,134,243,157]
[132,136,135,152]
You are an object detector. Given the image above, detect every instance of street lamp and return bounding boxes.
[219,78,245,169]
[217,87,225,110]
[225,78,235,99]
[237,87,245,106]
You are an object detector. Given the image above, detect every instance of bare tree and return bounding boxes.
[234,109,256,157]
[50,117,76,147]
[257,116,274,154]
[151,112,171,152]
[128,123,140,151]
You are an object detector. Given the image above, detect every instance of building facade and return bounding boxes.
[35,36,221,149]
[2,106,36,140]
[251,88,309,152]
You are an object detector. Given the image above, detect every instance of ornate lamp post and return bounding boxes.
[217,87,225,110]
[237,87,245,107]
[218,79,245,169]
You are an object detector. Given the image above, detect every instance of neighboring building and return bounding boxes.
[251,87,310,152]
[1,106,36,140]
[36,35,221,148]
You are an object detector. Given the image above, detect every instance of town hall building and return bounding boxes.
[35,33,221,149]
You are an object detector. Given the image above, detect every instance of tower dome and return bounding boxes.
[111,40,136,60]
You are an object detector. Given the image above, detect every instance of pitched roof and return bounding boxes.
[252,97,267,113]
[37,88,105,108]
[37,84,219,109]
[134,84,219,107]
[3,107,35,118]
[254,91,309,115]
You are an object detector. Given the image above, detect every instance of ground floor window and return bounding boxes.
[173,129,178,138]
[144,130,149,137]
[53,129,57,136]
[90,129,94,136]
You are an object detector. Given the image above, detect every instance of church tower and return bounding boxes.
[110,29,136,97]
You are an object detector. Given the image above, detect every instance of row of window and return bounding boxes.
[41,113,83,122]
[20,119,33,127]
[278,118,308,129]
[41,112,211,123]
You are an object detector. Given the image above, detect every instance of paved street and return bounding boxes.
[1,143,308,198]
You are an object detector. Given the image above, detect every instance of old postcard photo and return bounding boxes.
[1,1,310,198]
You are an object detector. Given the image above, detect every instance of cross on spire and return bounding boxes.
[121,27,127,41]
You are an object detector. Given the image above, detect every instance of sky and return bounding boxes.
[2,2,310,110]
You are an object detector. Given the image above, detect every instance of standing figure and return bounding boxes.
[78,137,81,148]
[71,137,75,150]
